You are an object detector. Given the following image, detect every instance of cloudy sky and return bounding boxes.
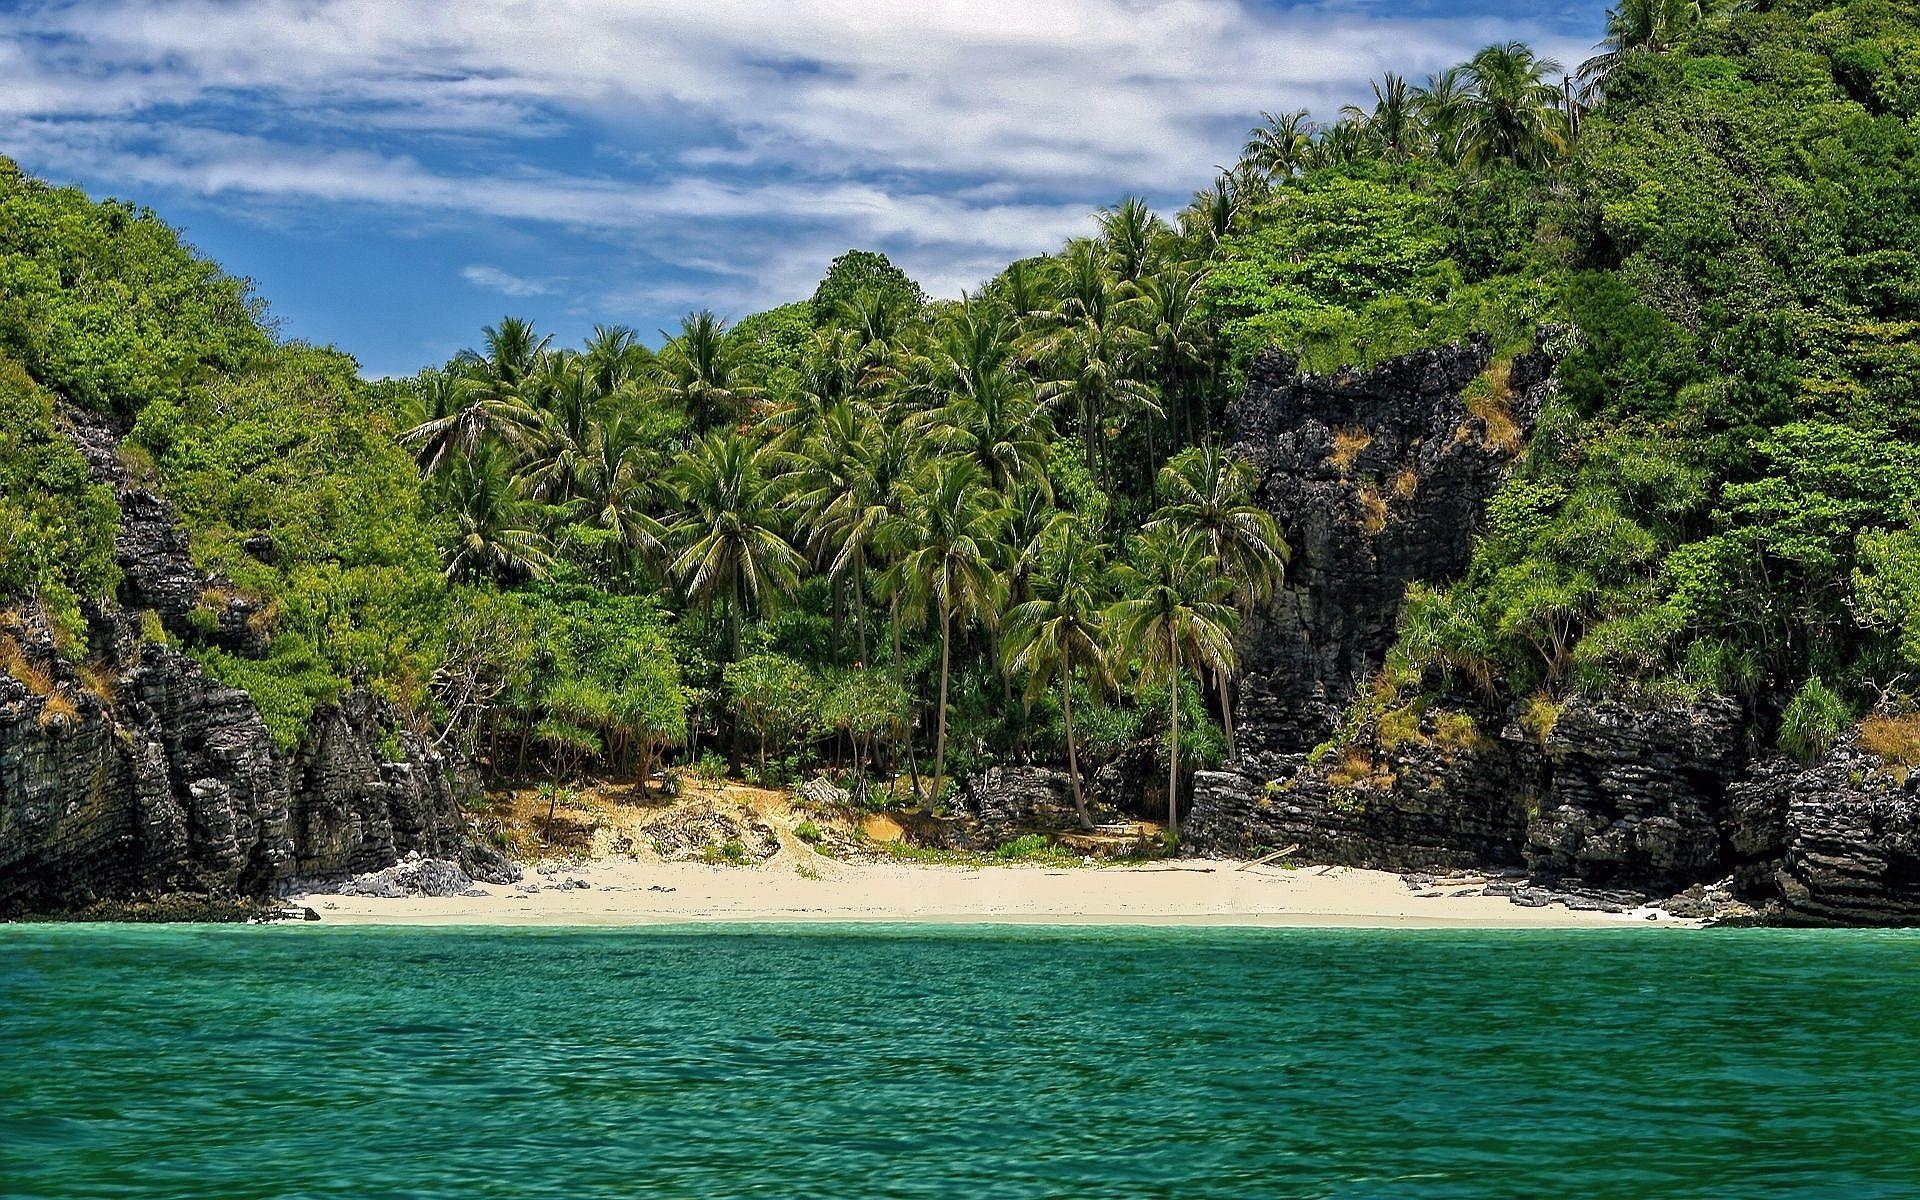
[2,0,1605,377]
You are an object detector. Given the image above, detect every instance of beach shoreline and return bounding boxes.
[292,855,1692,930]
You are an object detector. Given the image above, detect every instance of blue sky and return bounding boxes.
[2,0,1607,378]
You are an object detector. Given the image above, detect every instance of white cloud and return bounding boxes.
[0,0,1599,319]
[461,264,557,297]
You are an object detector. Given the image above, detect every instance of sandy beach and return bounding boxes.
[294,853,1684,929]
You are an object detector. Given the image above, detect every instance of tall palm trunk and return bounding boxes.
[893,592,924,804]
[1216,665,1237,759]
[932,599,953,811]
[1062,672,1092,830]
[1167,643,1182,839]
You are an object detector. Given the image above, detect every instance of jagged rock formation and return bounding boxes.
[1189,339,1551,862]
[0,410,508,916]
[1227,338,1554,771]
[1186,342,1920,925]
[955,766,1077,835]
[1728,742,1920,925]
[1525,698,1747,892]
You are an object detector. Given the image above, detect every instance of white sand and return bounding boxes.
[294,853,1683,929]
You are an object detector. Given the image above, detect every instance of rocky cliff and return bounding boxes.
[0,410,509,917]
[1186,343,1920,925]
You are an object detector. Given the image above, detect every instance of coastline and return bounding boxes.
[291,855,1693,930]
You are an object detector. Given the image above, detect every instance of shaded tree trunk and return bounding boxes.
[1062,672,1092,830]
[1167,655,1182,840]
[932,601,953,812]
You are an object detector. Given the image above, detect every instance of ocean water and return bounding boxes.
[3,924,1918,1199]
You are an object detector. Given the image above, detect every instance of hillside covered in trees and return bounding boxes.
[6,0,1920,913]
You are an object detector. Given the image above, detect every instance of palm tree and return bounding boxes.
[920,302,1054,494]
[1242,110,1315,181]
[1135,267,1213,446]
[1034,242,1157,489]
[1312,119,1370,170]
[1417,68,1470,163]
[1099,196,1167,283]
[519,357,598,504]
[440,444,556,584]
[1343,73,1421,161]
[1107,527,1240,837]
[659,310,758,432]
[1004,524,1113,829]
[581,323,653,397]
[1146,447,1289,755]
[894,459,1009,803]
[401,318,547,472]
[817,415,921,666]
[1180,177,1239,250]
[575,417,669,578]
[669,430,804,658]
[1458,42,1569,170]
[1579,0,1719,101]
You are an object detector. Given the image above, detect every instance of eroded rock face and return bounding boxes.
[1727,744,1920,925]
[1185,699,1534,871]
[1190,341,1552,864]
[956,766,1077,835]
[1226,339,1552,766]
[0,409,502,916]
[1525,698,1747,892]
[1185,341,1920,923]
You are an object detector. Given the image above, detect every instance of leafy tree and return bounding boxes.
[1004,524,1113,828]
[809,250,927,326]
[1107,527,1240,834]
[724,652,819,780]
[892,459,1009,801]
[669,430,804,658]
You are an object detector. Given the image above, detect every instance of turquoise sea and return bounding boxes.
[3,924,1918,1199]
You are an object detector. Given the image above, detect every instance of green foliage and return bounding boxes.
[193,637,344,752]
[0,355,118,651]
[808,250,927,325]
[1780,676,1851,762]
[0,158,269,416]
[24,1,1920,800]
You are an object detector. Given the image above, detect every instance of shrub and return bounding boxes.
[1779,677,1850,763]
[793,819,824,844]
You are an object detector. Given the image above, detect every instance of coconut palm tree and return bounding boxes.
[1004,524,1113,829]
[519,357,599,504]
[1099,196,1167,283]
[1107,527,1240,837]
[893,458,1009,803]
[659,310,758,433]
[920,302,1054,495]
[1343,73,1421,161]
[401,318,548,472]
[1312,119,1370,170]
[1579,0,1720,101]
[1135,267,1214,446]
[1458,42,1569,170]
[581,323,653,397]
[440,444,556,585]
[574,417,669,579]
[1034,242,1157,489]
[669,430,804,658]
[1242,109,1315,181]
[1180,177,1239,250]
[1146,446,1289,754]
[1417,67,1472,163]
[817,414,921,667]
